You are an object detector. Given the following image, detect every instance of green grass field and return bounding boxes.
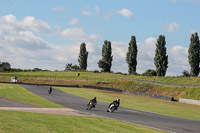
[0,83,64,108]
[0,110,166,133]
[56,87,200,121]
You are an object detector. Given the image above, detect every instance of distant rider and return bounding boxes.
[108,99,120,110]
[48,86,52,94]
[88,97,97,108]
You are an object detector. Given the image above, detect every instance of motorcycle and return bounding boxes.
[48,87,52,94]
[107,103,118,113]
[86,101,95,110]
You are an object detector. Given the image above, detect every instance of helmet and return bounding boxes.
[117,99,120,102]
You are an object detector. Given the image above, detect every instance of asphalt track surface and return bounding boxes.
[21,84,200,133]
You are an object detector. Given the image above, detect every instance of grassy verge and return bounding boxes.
[56,87,200,121]
[0,110,166,133]
[0,83,64,108]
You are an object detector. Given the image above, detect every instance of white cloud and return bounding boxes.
[116,8,133,18]
[69,17,79,25]
[81,11,92,16]
[0,15,51,34]
[95,5,100,14]
[164,22,181,33]
[169,46,188,65]
[167,46,189,76]
[52,7,67,12]
[60,27,102,42]
[0,14,75,70]
[23,16,51,33]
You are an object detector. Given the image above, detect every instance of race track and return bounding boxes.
[21,84,200,133]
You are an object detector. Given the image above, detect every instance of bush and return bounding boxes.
[115,72,127,75]
[65,63,80,71]
[129,71,139,76]
[182,70,190,77]
[0,62,11,72]
[142,69,157,76]
[93,70,100,73]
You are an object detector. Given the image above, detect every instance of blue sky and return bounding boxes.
[0,0,200,75]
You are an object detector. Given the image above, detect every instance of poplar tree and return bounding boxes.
[98,40,113,72]
[78,42,88,70]
[188,32,200,76]
[126,36,138,74]
[154,35,168,76]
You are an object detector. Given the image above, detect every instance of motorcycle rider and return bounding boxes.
[48,86,52,94]
[108,99,120,110]
[87,97,97,108]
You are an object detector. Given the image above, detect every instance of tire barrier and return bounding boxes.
[83,85,174,101]
[179,98,200,105]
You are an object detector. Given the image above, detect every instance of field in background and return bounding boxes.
[0,110,166,133]
[1,71,200,100]
[57,87,200,121]
[0,83,64,108]
[1,71,200,84]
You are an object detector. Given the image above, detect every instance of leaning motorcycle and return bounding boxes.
[107,103,118,113]
[86,102,95,110]
[48,87,52,94]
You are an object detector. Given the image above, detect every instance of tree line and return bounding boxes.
[72,32,200,77]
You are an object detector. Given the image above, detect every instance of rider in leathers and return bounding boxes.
[88,97,97,108]
[108,99,120,110]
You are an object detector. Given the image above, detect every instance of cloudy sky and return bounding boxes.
[0,0,199,76]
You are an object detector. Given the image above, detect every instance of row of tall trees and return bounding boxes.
[77,32,199,77]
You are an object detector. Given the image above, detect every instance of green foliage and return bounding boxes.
[93,70,100,73]
[188,32,200,76]
[71,64,80,71]
[0,62,11,72]
[182,70,190,77]
[78,42,88,70]
[98,40,113,72]
[32,68,43,71]
[142,69,157,76]
[154,35,168,76]
[126,36,138,74]
[65,63,73,71]
[65,63,80,71]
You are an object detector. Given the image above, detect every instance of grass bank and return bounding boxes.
[1,71,200,84]
[57,87,200,121]
[91,80,200,100]
[1,71,200,100]
[0,83,64,108]
[0,110,166,133]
